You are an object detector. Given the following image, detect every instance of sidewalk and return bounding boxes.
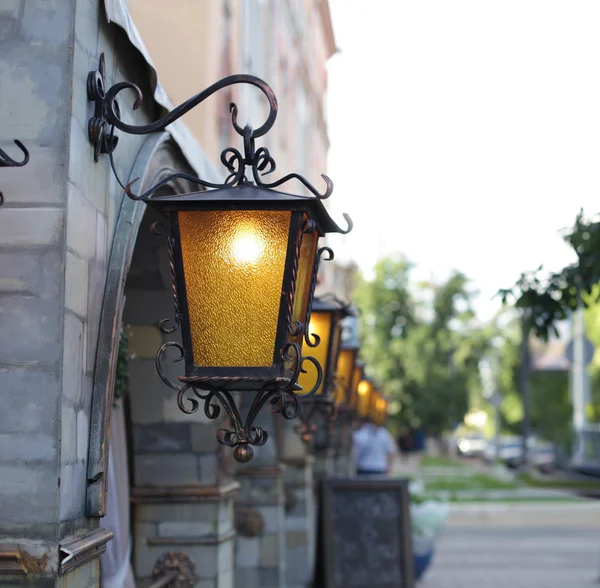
[419,501,600,588]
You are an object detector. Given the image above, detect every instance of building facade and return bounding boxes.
[0,1,342,587]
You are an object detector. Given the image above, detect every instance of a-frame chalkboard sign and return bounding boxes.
[314,478,414,588]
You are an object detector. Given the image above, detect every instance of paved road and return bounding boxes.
[419,502,600,588]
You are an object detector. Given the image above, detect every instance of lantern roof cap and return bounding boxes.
[340,340,360,352]
[312,297,353,317]
[147,184,352,236]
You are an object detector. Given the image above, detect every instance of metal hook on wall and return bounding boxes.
[0,139,30,207]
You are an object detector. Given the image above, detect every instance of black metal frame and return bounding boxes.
[335,342,359,406]
[317,478,415,588]
[0,139,30,207]
[87,58,352,462]
[347,360,365,416]
[295,298,351,448]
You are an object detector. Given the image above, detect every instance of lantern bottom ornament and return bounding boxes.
[155,347,307,463]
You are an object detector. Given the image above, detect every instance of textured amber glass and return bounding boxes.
[356,379,373,417]
[349,365,363,409]
[334,349,355,405]
[290,228,318,344]
[369,391,380,421]
[297,311,333,396]
[178,210,291,367]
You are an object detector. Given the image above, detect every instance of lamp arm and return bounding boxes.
[104,74,278,139]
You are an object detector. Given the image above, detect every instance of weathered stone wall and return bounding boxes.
[0,5,75,577]
[0,0,193,585]
[233,403,286,588]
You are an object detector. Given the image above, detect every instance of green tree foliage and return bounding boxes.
[529,370,572,448]
[499,209,600,340]
[355,256,490,436]
[500,210,600,447]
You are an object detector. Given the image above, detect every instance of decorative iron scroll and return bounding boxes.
[87,54,353,228]
[155,339,326,463]
[152,552,197,588]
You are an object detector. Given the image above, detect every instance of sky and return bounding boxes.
[325,0,600,320]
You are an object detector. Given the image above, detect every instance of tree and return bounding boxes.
[498,210,600,452]
[355,256,490,437]
[499,209,600,340]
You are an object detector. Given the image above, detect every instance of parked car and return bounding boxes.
[456,433,487,458]
[483,437,522,464]
[484,436,556,473]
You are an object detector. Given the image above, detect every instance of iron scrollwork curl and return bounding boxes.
[155,339,311,462]
[0,140,29,168]
[304,247,335,348]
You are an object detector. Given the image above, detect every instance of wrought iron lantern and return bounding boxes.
[369,388,383,424]
[373,394,389,425]
[356,377,375,419]
[348,361,365,415]
[295,298,349,445]
[329,339,359,458]
[333,340,359,409]
[87,61,352,462]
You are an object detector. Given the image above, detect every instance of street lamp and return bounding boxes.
[372,393,388,425]
[294,298,350,445]
[348,361,365,415]
[87,62,352,462]
[356,377,375,419]
[334,341,359,409]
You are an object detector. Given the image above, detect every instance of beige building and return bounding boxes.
[131,0,336,192]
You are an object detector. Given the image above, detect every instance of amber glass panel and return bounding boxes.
[290,228,318,344]
[296,311,333,396]
[335,349,355,405]
[329,320,342,377]
[356,379,372,417]
[349,365,363,409]
[178,210,291,367]
[369,391,380,421]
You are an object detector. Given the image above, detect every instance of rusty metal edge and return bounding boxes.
[86,133,170,517]
[0,545,27,575]
[58,528,114,576]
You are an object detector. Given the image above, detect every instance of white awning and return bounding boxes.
[102,0,221,184]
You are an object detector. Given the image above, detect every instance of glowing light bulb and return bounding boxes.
[231,228,265,264]
[357,381,369,396]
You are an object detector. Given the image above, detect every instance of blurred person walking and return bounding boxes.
[353,418,396,477]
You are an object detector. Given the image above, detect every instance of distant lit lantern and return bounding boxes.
[369,388,385,424]
[378,395,389,425]
[356,378,374,418]
[349,361,365,413]
[295,298,350,444]
[334,341,359,408]
[89,69,352,462]
[297,299,348,397]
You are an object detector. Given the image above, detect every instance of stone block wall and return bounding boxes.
[282,458,316,588]
[133,493,236,587]
[0,3,75,570]
[233,465,286,588]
